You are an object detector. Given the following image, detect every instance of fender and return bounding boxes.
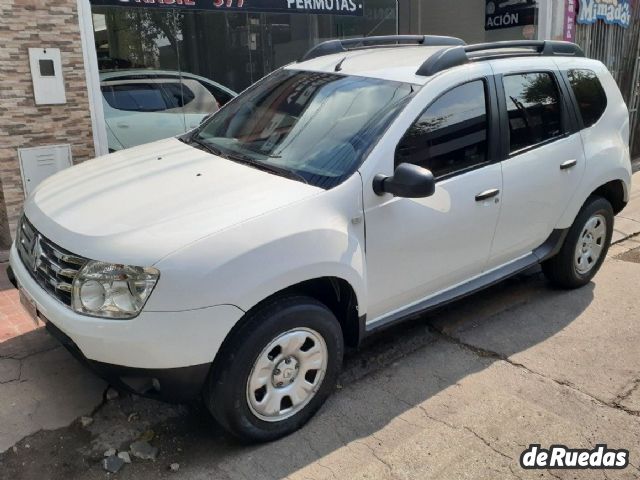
[147,175,367,313]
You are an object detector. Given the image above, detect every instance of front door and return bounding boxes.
[364,78,503,322]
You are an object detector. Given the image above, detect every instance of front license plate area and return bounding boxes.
[19,285,40,327]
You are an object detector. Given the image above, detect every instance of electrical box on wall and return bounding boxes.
[28,48,66,105]
[18,144,72,196]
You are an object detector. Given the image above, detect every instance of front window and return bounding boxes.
[193,69,415,189]
[396,80,489,179]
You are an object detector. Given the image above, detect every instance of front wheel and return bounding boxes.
[205,295,343,442]
[542,196,614,288]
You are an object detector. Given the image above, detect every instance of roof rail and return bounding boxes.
[300,35,466,62]
[416,40,585,77]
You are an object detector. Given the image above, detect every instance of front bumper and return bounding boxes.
[44,319,209,401]
[9,244,245,399]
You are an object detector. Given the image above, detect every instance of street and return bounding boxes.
[0,172,639,479]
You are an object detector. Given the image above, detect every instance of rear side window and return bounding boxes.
[396,80,489,179]
[102,83,168,112]
[567,69,607,128]
[503,72,563,153]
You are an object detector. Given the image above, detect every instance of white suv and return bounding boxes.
[9,36,631,442]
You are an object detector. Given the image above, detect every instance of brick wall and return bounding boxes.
[0,0,94,250]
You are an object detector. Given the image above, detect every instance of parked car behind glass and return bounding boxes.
[100,70,237,151]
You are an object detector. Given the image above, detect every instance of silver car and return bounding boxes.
[100,70,236,151]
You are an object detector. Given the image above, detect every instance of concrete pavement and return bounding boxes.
[613,174,640,242]
[0,264,106,454]
[0,172,639,478]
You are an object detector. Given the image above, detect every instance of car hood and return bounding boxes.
[24,138,322,265]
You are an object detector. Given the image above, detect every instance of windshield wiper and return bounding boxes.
[181,135,227,158]
[225,152,309,185]
[181,136,308,185]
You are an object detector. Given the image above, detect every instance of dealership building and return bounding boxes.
[0,0,638,250]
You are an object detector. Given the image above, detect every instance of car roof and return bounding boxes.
[286,46,443,85]
[287,44,600,85]
[99,69,237,95]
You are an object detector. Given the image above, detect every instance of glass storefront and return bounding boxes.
[91,1,398,150]
[414,0,540,45]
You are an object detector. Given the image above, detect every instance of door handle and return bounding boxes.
[116,122,130,129]
[560,159,577,170]
[475,188,500,202]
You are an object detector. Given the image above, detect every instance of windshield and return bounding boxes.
[193,69,415,189]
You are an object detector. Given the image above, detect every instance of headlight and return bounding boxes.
[72,261,159,319]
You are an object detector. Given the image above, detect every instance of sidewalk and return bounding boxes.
[0,260,39,343]
[613,172,640,242]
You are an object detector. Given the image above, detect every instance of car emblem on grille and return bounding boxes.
[30,234,43,273]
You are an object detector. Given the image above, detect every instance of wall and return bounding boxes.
[573,3,640,156]
[0,0,95,249]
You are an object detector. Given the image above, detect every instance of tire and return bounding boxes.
[204,295,344,442]
[542,196,614,289]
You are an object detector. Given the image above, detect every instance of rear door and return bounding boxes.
[486,59,586,268]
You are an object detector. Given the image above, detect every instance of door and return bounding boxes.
[364,79,503,321]
[486,66,586,268]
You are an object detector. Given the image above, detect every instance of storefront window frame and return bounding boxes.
[79,0,399,156]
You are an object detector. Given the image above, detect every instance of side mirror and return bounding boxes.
[373,163,435,198]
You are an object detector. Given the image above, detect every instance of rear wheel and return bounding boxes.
[205,295,343,442]
[542,196,613,288]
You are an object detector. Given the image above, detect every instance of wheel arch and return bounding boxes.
[211,276,362,377]
[557,175,630,229]
[275,277,361,349]
[590,179,627,214]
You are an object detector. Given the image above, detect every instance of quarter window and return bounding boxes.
[199,82,234,106]
[396,80,489,179]
[161,82,196,109]
[503,73,563,153]
[567,69,607,128]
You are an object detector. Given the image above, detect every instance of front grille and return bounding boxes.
[16,216,88,307]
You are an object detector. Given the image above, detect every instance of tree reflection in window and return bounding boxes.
[503,73,563,153]
[396,81,488,179]
[568,69,607,128]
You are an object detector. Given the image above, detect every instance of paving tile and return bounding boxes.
[0,268,37,343]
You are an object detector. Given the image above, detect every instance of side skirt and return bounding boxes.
[361,229,568,337]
